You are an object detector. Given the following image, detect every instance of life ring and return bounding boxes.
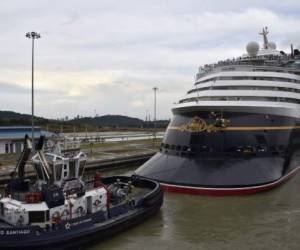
[93,199,101,207]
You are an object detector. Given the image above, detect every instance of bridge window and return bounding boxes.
[69,161,76,178]
[33,163,44,180]
[78,161,86,177]
[55,164,63,181]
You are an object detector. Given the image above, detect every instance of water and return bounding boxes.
[87,166,300,250]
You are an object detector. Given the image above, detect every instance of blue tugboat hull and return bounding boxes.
[0,176,164,249]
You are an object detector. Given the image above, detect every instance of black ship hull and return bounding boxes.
[0,176,164,249]
[136,111,300,195]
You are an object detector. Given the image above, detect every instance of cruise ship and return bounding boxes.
[136,27,300,195]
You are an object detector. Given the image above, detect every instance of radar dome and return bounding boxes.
[246,41,259,56]
[268,41,276,50]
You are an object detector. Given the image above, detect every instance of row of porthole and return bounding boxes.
[160,143,286,154]
[160,143,195,152]
[179,96,300,105]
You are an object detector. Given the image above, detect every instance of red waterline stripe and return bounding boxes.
[160,166,300,196]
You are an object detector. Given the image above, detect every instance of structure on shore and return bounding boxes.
[0,126,54,154]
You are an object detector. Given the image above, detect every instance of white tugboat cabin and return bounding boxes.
[0,135,108,228]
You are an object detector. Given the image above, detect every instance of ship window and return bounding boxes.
[176,145,181,151]
[182,146,188,151]
[256,146,266,152]
[199,146,209,152]
[5,144,8,153]
[170,145,175,150]
[29,211,45,223]
[165,144,170,149]
[255,135,266,145]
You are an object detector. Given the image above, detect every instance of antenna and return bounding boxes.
[259,27,269,49]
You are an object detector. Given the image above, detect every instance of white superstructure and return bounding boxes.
[174,27,300,118]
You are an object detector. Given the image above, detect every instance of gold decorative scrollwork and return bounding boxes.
[179,117,207,132]
[169,116,230,133]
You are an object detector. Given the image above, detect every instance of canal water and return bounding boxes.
[87,166,300,250]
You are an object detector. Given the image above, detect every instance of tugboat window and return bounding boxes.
[69,161,76,178]
[33,163,44,180]
[29,211,45,223]
[56,164,63,180]
[78,161,86,177]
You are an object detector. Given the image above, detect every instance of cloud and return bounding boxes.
[0,82,28,93]
[0,1,300,119]
[131,100,145,108]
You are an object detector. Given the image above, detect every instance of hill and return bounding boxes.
[0,111,169,131]
[0,110,50,126]
[70,115,144,128]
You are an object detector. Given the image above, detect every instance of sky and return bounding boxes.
[0,0,300,120]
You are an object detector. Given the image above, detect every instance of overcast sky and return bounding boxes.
[1,0,300,120]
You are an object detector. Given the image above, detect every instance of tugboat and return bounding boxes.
[0,135,164,249]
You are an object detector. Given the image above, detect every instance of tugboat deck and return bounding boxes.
[0,221,12,227]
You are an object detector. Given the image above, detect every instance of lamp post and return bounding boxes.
[26,31,41,152]
[153,87,158,147]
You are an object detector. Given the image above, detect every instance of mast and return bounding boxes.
[259,27,269,49]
